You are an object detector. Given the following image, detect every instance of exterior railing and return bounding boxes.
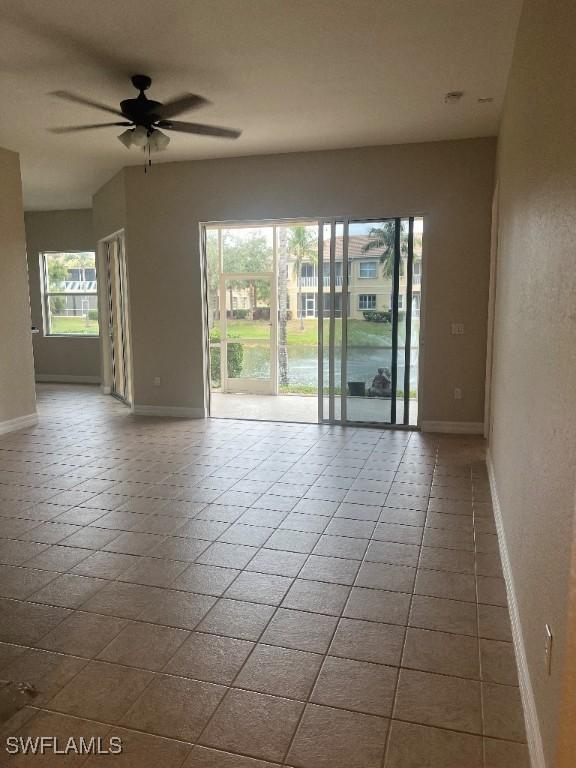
[299,275,344,287]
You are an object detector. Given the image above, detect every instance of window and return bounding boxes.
[359,294,376,310]
[300,263,315,278]
[359,261,377,279]
[41,252,99,336]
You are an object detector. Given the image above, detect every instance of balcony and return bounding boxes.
[298,275,343,287]
[61,280,97,292]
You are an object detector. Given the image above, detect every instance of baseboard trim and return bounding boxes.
[36,374,101,384]
[131,404,206,419]
[421,420,484,434]
[0,412,39,435]
[487,451,546,768]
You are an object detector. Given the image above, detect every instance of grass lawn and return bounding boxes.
[220,318,405,346]
[50,316,100,336]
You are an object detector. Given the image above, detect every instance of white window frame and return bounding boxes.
[358,260,377,279]
[358,294,376,310]
[40,251,99,337]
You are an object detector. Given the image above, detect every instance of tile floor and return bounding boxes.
[0,385,528,767]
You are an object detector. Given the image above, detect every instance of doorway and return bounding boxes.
[103,233,132,405]
[203,217,422,426]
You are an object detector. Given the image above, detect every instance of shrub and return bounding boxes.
[209,342,244,387]
[88,310,98,321]
[363,310,391,323]
[234,309,249,319]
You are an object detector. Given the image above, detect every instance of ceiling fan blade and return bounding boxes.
[159,120,242,139]
[49,122,132,133]
[157,94,211,119]
[51,91,126,118]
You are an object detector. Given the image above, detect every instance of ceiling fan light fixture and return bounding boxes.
[117,128,134,148]
[131,125,149,147]
[148,129,170,152]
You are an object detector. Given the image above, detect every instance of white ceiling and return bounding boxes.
[0,0,523,210]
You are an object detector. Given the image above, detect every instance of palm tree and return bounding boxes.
[288,225,318,330]
[361,220,406,277]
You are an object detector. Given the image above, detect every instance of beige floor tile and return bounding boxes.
[29,573,107,608]
[171,564,241,596]
[418,546,475,574]
[49,660,154,722]
[97,621,189,671]
[299,555,360,585]
[0,597,70,645]
[330,618,404,666]
[197,599,274,641]
[0,540,50,566]
[402,627,479,678]
[245,548,307,577]
[165,632,254,684]
[355,561,416,593]
[223,571,293,605]
[312,534,369,560]
[118,556,189,587]
[483,737,530,767]
[482,683,526,741]
[137,589,216,630]
[83,727,192,767]
[344,586,411,625]
[184,745,277,766]
[37,611,129,657]
[384,720,482,768]
[70,551,139,579]
[122,673,226,741]
[480,639,519,685]
[0,564,59,600]
[478,604,512,642]
[199,689,304,763]
[409,594,477,636]
[414,568,476,602]
[372,522,423,545]
[311,655,397,716]
[235,643,322,699]
[365,541,420,567]
[281,579,350,616]
[148,535,211,561]
[287,703,389,768]
[477,576,508,607]
[218,524,274,547]
[81,581,164,619]
[197,542,259,569]
[260,608,338,654]
[6,710,110,768]
[5,648,88,704]
[394,668,482,733]
[23,544,92,572]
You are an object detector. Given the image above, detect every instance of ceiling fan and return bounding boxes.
[50,74,242,153]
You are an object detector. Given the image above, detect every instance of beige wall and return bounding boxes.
[0,147,36,428]
[490,0,576,765]
[94,138,495,421]
[25,209,100,381]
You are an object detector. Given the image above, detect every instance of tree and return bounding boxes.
[221,232,272,319]
[361,220,407,277]
[288,225,318,330]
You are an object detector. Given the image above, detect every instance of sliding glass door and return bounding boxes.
[319,217,422,426]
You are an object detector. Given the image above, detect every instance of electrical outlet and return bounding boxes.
[454,387,462,400]
[545,624,553,674]
[451,322,465,335]
[153,377,161,387]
